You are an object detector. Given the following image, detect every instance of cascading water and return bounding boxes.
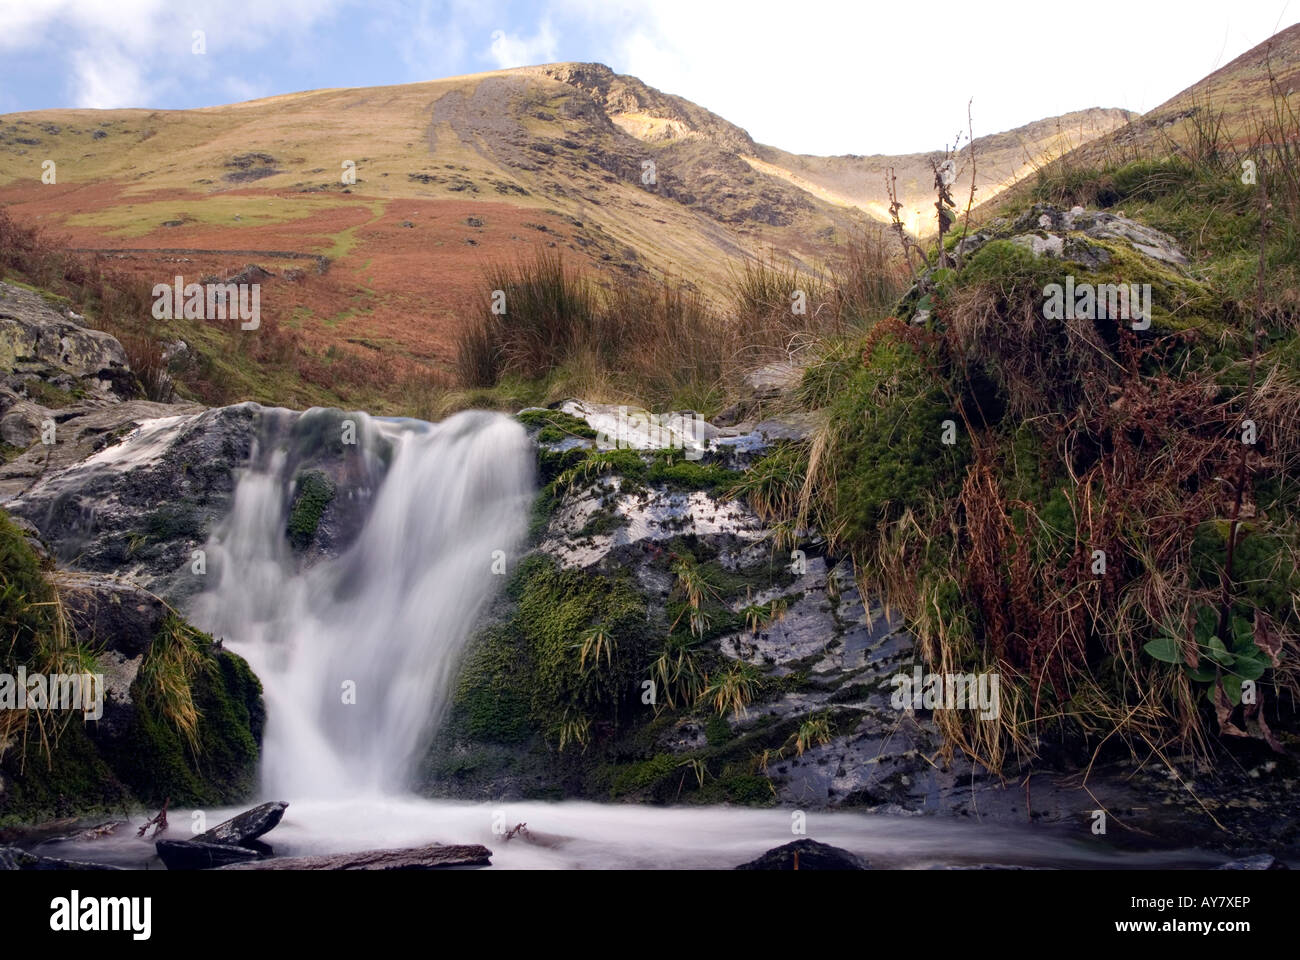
[187,407,534,799]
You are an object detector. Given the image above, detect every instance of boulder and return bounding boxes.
[49,571,170,744]
[735,839,870,870]
[194,800,288,846]
[0,282,131,398]
[155,838,263,870]
[217,843,493,870]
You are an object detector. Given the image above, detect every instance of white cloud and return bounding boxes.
[2,0,351,108]
[487,19,558,69]
[69,43,153,108]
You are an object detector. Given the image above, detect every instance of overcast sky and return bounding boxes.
[0,0,1294,155]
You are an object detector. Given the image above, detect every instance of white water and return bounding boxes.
[188,407,535,798]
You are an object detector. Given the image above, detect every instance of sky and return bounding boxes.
[0,0,1295,156]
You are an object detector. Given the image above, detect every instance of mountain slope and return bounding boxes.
[0,63,1125,374]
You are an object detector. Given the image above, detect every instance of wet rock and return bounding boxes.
[560,398,716,456]
[0,402,250,589]
[0,398,206,503]
[539,478,764,570]
[735,839,869,870]
[218,843,493,870]
[195,800,288,846]
[1215,854,1289,870]
[155,838,263,870]
[0,845,123,870]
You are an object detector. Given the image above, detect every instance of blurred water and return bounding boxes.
[188,407,534,798]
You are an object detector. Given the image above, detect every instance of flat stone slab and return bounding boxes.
[196,800,288,846]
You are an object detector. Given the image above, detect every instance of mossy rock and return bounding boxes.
[106,637,263,809]
[286,469,335,550]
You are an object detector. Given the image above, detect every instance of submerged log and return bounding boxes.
[218,843,492,870]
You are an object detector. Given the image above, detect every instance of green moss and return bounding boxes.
[287,469,335,550]
[142,503,205,543]
[0,719,132,825]
[452,624,534,744]
[0,509,55,664]
[453,553,651,750]
[704,713,733,746]
[109,634,262,808]
[829,331,966,544]
[22,379,80,408]
[609,753,678,797]
[958,239,1062,293]
[516,408,598,441]
[647,450,742,491]
[1191,523,1300,625]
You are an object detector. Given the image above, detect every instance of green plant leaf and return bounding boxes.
[1222,673,1243,705]
[1184,663,1218,683]
[1144,636,1183,664]
[1193,606,1218,644]
[1206,636,1235,667]
[1234,653,1268,681]
[1230,616,1255,652]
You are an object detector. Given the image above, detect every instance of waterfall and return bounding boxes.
[188,408,535,799]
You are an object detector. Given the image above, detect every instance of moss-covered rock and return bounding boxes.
[286,468,335,550]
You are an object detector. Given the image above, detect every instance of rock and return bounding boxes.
[750,411,819,443]
[194,800,288,846]
[0,398,51,448]
[54,572,167,660]
[161,340,189,365]
[559,399,716,457]
[218,843,493,870]
[0,845,124,870]
[51,572,170,742]
[225,264,275,285]
[539,480,764,570]
[1010,232,1065,259]
[0,402,247,586]
[155,838,264,870]
[1215,854,1289,870]
[0,282,131,399]
[0,397,206,503]
[735,839,870,870]
[1012,204,1189,266]
[743,361,801,399]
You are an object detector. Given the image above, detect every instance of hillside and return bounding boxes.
[754,107,1132,235]
[0,64,1123,382]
